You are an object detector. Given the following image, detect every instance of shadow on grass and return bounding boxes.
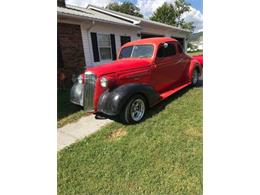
[144,79,203,122]
[104,79,203,124]
[57,89,83,120]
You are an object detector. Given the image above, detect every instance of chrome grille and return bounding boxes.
[84,72,96,112]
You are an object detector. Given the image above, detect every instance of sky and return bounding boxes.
[65,0,203,32]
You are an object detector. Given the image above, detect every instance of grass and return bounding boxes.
[188,50,203,56]
[57,89,89,128]
[58,84,203,194]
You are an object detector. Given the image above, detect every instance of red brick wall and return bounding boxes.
[58,22,85,87]
[57,0,65,7]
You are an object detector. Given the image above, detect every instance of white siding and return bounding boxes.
[81,21,139,67]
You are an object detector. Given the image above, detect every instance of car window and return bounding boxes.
[119,45,154,59]
[132,45,153,58]
[157,45,164,58]
[119,46,133,59]
[157,42,176,58]
[165,43,176,57]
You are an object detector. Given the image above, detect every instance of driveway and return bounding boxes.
[57,115,112,151]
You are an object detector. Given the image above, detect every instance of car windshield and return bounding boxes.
[119,44,154,59]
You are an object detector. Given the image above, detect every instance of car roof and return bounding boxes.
[123,37,177,47]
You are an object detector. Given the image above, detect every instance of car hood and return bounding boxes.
[85,58,152,77]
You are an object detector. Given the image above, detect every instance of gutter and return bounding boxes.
[87,5,141,25]
[57,11,142,30]
[139,20,191,33]
[86,4,190,33]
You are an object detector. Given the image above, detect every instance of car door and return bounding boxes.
[175,42,191,84]
[152,42,180,92]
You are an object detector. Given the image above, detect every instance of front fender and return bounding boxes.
[97,83,161,116]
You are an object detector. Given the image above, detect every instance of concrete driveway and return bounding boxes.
[57,115,112,151]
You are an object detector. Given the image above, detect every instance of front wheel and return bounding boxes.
[192,68,199,86]
[120,94,146,124]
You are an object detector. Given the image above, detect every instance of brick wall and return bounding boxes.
[57,0,65,7]
[58,22,85,88]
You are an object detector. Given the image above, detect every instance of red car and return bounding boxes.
[71,37,202,123]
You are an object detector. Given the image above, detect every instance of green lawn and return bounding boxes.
[58,85,203,194]
[188,50,203,56]
[57,89,89,128]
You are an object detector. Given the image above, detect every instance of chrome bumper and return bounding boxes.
[70,72,97,112]
[70,82,84,107]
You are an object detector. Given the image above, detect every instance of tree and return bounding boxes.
[150,0,194,31]
[106,1,143,18]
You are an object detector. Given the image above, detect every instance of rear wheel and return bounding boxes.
[192,68,199,86]
[120,94,146,124]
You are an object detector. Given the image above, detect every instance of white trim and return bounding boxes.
[57,19,82,25]
[57,10,141,29]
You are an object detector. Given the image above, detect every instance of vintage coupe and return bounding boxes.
[71,37,202,123]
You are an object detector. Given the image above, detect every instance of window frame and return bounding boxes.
[97,33,113,61]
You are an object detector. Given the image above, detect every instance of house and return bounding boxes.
[57,0,191,87]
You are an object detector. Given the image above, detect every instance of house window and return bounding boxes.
[97,34,112,60]
[120,36,131,46]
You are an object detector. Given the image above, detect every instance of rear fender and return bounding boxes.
[188,59,202,81]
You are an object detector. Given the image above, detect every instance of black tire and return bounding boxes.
[191,68,199,86]
[120,94,146,124]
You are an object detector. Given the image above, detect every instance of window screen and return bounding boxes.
[97,34,112,60]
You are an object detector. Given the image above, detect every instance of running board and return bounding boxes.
[159,82,191,100]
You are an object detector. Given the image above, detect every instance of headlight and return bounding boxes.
[77,75,83,84]
[100,77,108,88]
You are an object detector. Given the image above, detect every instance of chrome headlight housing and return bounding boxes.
[100,77,108,88]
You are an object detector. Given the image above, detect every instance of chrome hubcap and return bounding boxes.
[130,99,145,121]
[193,70,198,84]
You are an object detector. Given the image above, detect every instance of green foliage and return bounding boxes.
[58,87,203,194]
[150,0,194,31]
[106,1,143,18]
[188,50,203,56]
[188,42,198,50]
